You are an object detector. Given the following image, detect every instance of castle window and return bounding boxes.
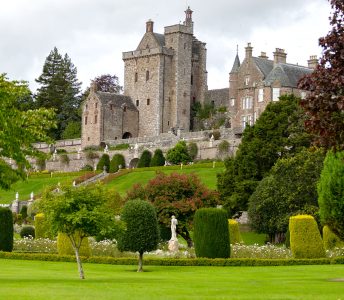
[242,116,247,128]
[193,97,196,104]
[110,104,114,110]
[258,89,264,102]
[245,76,250,86]
[254,111,257,123]
[84,116,88,125]
[184,43,186,49]
[247,115,253,126]
[123,106,127,112]
[272,88,280,101]
[135,72,138,82]
[87,137,90,141]
[95,103,98,108]
[168,121,170,126]
[230,98,235,106]
[242,97,253,109]
[183,109,186,115]
[301,91,306,99]
[147,99,150,105]
[94,115,97,124]
[168,97,171,102]
[146,70,149,81]
[191,75,193,85]
[136,100,139,106]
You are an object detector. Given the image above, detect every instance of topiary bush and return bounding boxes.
[323,225,344,250]
[80,164,93,171]
[187,143,198,161]
[109,154,126,173]
[57,232,91,257]
[20,226,35,238]
[96,154,110,172]
[34,213,53,239]
[150,149,165,167]
[137,150,152,168]
[289,215,325,259]
[193,208,229,258]
[0,207,14,252]
[20,205,28,220]
[228,219,243,245]
[166,141,191,165]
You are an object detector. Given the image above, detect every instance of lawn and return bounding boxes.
[105,166,224,195]
[0,175,77,204]
[0,259,344,299]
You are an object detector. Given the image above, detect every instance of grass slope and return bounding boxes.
[0,259,344,299]
[105,166,224,195]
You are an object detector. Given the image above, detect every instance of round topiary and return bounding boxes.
[96,154,110,172]
[57,232,91,257]
[289,214,325,259]
[150,149,165,167]
[0,207,14,252]
[194,208,229,258]
[323,225,344,250]
[137,150,152,168]
[228,219,243,245]
[20,225,35,238]
[109,154,126,173]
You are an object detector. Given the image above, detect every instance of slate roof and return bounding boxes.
[153,33,165,47]
[230,54,241,73]
[252,57,274,78]
[96,92,137,111]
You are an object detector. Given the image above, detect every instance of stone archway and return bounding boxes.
[129,158,139,169]
[122,132,132,139]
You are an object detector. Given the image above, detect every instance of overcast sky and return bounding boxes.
[0,0,332,92]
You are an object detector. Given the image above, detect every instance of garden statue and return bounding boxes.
[53,149,57,161]
[209,134,214,147]
[30,192,34,201]
[104,144,109,153]
[168,215,179,252]
[77,148,81,160]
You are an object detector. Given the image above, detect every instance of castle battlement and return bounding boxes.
[164,24,193,35]
[122,47,174,60]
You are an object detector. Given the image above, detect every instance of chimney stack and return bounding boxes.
[308,55,318,69]
[259,51,268,59]
[245,43,253,59]
[273,48,287,64]
[146,19,154,33]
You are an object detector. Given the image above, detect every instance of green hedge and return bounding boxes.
[289,215,325,259]
[194,208,230,258]
[323,225,344,250]
[0,207,13,252]
[57,233,91,257]
[1,251,342,266]
[228,219,243,245]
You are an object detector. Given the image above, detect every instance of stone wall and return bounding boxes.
[206,88,229,108]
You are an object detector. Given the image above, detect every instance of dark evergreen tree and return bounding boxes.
[150,149,165,167]
[96,154,110,172]
[137,150,152,168]
[0,207,14,252]
[35,47,82,139]
[109,154,126,173]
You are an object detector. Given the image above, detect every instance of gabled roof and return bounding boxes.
[230,54,241,73]
[96,92,137,111]
[153,33,165,47]
[252,57,274,78]
[264,63,312,87]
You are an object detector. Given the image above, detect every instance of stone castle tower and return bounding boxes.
[122,7,207,137]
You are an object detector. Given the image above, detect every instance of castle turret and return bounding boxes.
[184,6,193,27]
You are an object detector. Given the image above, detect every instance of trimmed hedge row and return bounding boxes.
[1,252,343,266]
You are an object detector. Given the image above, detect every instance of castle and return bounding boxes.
[81,7,316,149]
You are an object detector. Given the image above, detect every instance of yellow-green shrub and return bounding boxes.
[228,219,243,244]
[289,215,325,258]
[323,225,344,250]
[57,232,91,257]
[34,213,53,239]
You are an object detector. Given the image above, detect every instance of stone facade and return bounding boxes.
[227,43,315,133]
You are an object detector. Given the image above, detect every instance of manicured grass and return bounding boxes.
[0,175,77,204]
[105,166,224,195]
[1,259,344,299]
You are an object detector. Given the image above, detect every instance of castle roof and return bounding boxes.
[96,92,137,111]
[153,33,165,46]
[264,63,312,87]
[230,54,241,73]
[252,57,274,77]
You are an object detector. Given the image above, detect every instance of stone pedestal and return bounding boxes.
[168,239,179,252]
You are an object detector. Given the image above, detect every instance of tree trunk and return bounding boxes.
[74,247,85,279]
[178,228,193,248]
[137,251,143,272]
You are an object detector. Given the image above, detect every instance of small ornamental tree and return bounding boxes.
[118,199,159,272]
[126,172,219,247]
[289,215,325,259]
[38,184,112,279]
[193,208,230,258]
[317,150,344,239]
[166,141,191,165]
[298,0,344,150]
[109,154,126,173]
[137,150,152,168]
[323,225,344,250]
[96,154,110,172]
[187,142,198,161]
[0,207,14,252]
[228,219,243,245]
[150,149,165,167]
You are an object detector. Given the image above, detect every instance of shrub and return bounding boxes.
[20,226,35,238]
[218,140,230,157]
[137,150,152,168]
[317,150,344,240]
[228,219,243,244]
[35,213,53,239]
[0,207,14,252]
[187,143,198,161]
[289,215,325,259]
[110,143,130,150]
[59,153,70,165]
[57,232,91,257]
[150,149,165,167]
[166,141,191,165]
[97,154,110,172]
[194,208,229,258]
[211,130,221,140]
[80,164,93,171]
[323,225,344,250]
[109,154,126,173]
[20,205,28,220]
